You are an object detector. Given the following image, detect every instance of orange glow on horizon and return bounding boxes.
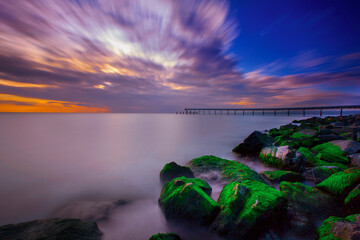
[0,79,57,88]
[226,98,255,106]
[0,94,110,113]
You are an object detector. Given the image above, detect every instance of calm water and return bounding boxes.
[0,112,355,239]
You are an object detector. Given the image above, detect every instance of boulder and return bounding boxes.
[188,155,266,184]
[316,167,360,198]
[345,184,360,213]
[260,170,305,183]
[279,182,338,235]
[149,233,181,240]
[259,146,305,172]
[330,140,360,155]
[303,166,341,184]
[348,153,360,167]
[317,214,360,240]
[211,182,248,238]
[158,177,219,226]
[233,131,273,156]
[297,147,347,170]
[0,218,102,240]
[316,135,347,145]
[312,142,349,164]
[160,162,194,183]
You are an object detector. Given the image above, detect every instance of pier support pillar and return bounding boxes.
[234,110,236,115]
[263,110,264,116]
[274,110,276,116]
[320,109,322,116]
[340,108,343,116]
[227,110,229,115]
[303,110,305,116]
[252,110,254,115]
[243,110,245,115]
[287,110,290,116]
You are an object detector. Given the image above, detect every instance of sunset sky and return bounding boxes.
[0,0,359,112]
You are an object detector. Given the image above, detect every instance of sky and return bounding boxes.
[0,0,359,113]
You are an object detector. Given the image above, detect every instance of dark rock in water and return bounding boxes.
[316,134,347,145]
[303,166,341,184]
[330,140,360,155]
[188,155,266,184]
[345,184,360,214]
[0,218,102,240]
[261,170,305,183]
[158,177,219,226]
[316,167,360,199]
[160,162,194,183]
[349,153,360,167]
[259,146,305,172]
[279,182,338,236]
[317,214,360,240]
[233,131,273,156]
[210,182,248,238]
[149,232,181,240]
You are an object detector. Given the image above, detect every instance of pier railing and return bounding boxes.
[177,105,360,116]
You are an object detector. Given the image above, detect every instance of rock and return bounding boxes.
[229,180,287,239]
[317,214,360,240]
[330,140,360,155]
[297,147,347,170]
[0,218,102,240]
[288,131,318,148]
[279,182,338,236]
[188,155,266,184]
[280,124,298,131]
[312,142,349,164]
[316,167,360,198]
[149,233,181,240]
[318,129,334,135]
[260,170,305,183]
[233,131,274,156]
[160,162,194,183]
[259,146,305,172]
[349,153,360,167]
[304,166,342,184]
[345,184,360,213]
[210,182,248,238]
[158,177,219,226]
[297,129,317,137]
[316,134,347,145]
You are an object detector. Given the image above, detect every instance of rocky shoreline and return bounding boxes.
[1,114,359,240]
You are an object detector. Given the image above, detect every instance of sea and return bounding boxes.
[0,110,358,239]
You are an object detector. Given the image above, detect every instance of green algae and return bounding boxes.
[261,170,304,182]
[316,168,360,198]
[149,233,181,240]
[311,166,342,183]
[344,184,360,213]
[297,147,347,170]
[317,214,360,240]
[158,177,219,226]
[259,147,283,168]
[312,143,349,164]
[160,162,194,183]
[188,155,266,184]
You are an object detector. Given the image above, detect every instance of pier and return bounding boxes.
[177,105,360,116]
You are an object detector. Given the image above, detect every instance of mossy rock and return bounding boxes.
[188,155,266,184]
[316,168,360,198]
[344,184,360,213]
[279,182,338,235]
[306,166,342,184]
[149,233,181,240]
[297,147,347,170]
[160,162,194,183]
[312,143,349,164]
[233,180,287,239]
[232,131,274,156]
[211,182,248,238]
[317,214,360,240]
[287,131,318,148]
[0,218,103,240]
[261,170,305,183]
[158,177,219,226]
[259,146,305,172]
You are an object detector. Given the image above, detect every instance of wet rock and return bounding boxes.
[188,155,266,184]
[261,170,305,183]
[312,142,349,164]
[149,233,181,240]
[279,182,338,236]
[210,182,248,238]
[0,218,102,240]
[297,147,347,170]
[316,167,360,198]
[304,166,342,184]
[317,214,360,240]
[232,131,274,156]
[158,177,219,226]
[348,153,360,167]
[316,135,347,145]
[259,146,305,172]
[330,140,360,155]
[160,162,194,183]
[345,184,360,214]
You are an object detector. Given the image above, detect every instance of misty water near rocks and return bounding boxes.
[0,112,356,239]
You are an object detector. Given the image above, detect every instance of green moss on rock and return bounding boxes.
[317,214,360,240]
[149,233,181,240]
[316,167,360,198]
[312,143,349,164]
[344,184,360,213]
[297,147,347,170]
[188,155,266,184]
[158,177,219,226]
[160,162,194,183]
[261,170,305,183]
